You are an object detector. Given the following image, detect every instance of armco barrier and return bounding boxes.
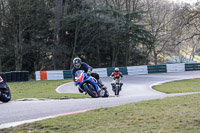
[185,63,200,71]
[36,70,64,80]
[35,63,200,80]
[127,66,148,75]
[35,71,41,81]
[47,70,64,80]
[63,70,72,79]
[40,71,47,80]
[148,65,167,73]
[167,64,185,72]
[93,68,107,77]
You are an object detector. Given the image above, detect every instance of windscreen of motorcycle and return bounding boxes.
[75,70,85,82]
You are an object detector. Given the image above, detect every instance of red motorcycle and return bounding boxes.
[0,76,11,102]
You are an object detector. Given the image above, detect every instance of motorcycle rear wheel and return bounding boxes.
[115,86,120,96]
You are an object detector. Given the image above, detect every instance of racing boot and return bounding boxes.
[111,83,115,91]
[97,79,107,90]
[119,83,123,91]
[98,89,105,97]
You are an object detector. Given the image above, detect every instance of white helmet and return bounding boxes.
[114,67,119,72]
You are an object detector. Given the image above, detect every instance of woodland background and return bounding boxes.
[0,0,199,76]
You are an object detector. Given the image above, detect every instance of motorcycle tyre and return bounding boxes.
[115,86,120,96]
[84,84,98,98]
[0,87,11,103]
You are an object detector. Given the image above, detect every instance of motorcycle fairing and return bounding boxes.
[75,70,100,92]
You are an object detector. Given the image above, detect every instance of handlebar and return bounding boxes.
[110,77,123,80]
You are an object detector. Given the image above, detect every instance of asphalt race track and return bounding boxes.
[1,71,200,129]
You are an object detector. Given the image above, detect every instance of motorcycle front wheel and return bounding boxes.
[115,85,120,96]
[84,84,98,98]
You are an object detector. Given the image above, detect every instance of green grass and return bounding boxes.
[1,78,200,132]
[1,94,200,133]
[153,78,200,93]
[7,79,89,100]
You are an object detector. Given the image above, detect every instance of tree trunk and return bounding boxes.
[111,58,115,67]
[153,49,158,65]
[97,44,101,67]
[15,1,23,71]
[111,43,116,67]
[190,40,197,61]
[125,41,129,66]
[125,0,130,66]
[53,0,63,70]
[111,42,120,67]
[63,0,68,16]
[70,22,79,69]
[15,31,23,71]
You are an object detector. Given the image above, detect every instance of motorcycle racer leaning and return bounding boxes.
[110,67,123,91]
[71,57,107,94]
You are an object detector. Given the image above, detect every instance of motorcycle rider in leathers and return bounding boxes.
[110,67,123,91]
[71,57,107,95]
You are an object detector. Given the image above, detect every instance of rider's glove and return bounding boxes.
[87,71,91,75]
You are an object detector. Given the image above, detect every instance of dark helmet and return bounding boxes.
[114,67,119,72]
[73,57,81,68]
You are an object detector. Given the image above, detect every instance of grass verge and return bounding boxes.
[2,78,200,132]
[7,79,89,100]
[1,93,200,133]
[153,78,200,93]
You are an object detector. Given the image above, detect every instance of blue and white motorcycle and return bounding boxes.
[75,70,109,98]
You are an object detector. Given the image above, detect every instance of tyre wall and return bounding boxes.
[0,71,29,82]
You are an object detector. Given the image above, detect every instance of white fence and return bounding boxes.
[127,66,148,75]
[93,68,107,77]
[166,64,185,72]
[35,71,41,81]
[35,63,197,80]
[46,70,64,80]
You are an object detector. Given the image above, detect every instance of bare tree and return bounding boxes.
[144,0,185,64]
[176,2,200,62]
